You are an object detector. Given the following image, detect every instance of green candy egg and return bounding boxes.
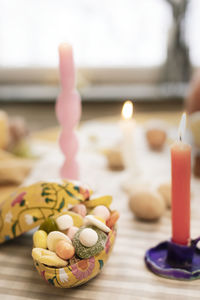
[39,218,58,233]
[72,226,107,259]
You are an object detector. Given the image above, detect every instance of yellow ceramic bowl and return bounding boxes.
[33,228,116,288]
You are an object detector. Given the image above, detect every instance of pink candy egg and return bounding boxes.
[93,205,110,221]
[72,204,87,217]
[55,240,75,260]
[67,226,79,240]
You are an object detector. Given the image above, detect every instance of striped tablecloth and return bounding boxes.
[0,119,200,300]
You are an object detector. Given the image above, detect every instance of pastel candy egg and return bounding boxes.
[47,231,72,252]
[67,226,79,240]
[71,204,87,217]
[106,210,120,228]
[84,215,110,233]
[56,214,73,231]
[39,218,58,233]
[32,248,67,267]
[73,226,107,259]
[79,228,98,247]
[33,230,47,249]
[93,205,110,221]
[55,240,75,260]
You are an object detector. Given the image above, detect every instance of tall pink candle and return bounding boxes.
[56,43,81,180]
[171,113,191,245]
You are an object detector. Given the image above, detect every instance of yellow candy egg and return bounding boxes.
[33,230,47,249]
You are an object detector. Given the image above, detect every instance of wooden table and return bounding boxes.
[1,108,200,300]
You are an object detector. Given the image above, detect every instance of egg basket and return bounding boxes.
[34,228,116,288]
[0,180,117,288]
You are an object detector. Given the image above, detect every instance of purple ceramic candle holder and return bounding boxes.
[145,237,200,280]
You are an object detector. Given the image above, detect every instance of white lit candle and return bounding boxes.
[120,100,138,175]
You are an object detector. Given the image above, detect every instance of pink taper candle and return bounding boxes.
[56,43,81,180]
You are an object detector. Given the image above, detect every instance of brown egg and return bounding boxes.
[129,190,166,221]
[146,129,166,150]
[105,148,124,171]
[194,153,200,178]
[186,70,200,114]
[158,183,171,208]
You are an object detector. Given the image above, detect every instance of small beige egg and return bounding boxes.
[79,228,98,247]
[104,148,124,171]
[158,183,171,208]
[146,129,166,151]
[129,190,166,221]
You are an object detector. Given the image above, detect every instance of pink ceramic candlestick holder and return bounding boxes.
[56,43,81,180]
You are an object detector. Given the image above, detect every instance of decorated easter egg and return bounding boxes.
[73,226,107,259]
[93,205,110,221]
[79,228,98,247]
[47,231,72,252]
[56,214,73,231]
[129,190,165,221]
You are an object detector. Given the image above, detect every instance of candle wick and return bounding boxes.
[179,135,182,142]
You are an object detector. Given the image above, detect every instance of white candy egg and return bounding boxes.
[79,228,98,247]
[56,214,73,231]
[47,231,72,252]
[93,205,110,221]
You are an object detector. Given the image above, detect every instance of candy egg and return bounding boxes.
[55,240,75,260]
[106,210,120,228]
[73,226,107,259]
[33,230,47,249]
[39,217,58,233]
[71,204,87,217]
[47,231,72,252]
[67,226,79,240]
[79,228,98,247]
[84,215,110,233]
[93,205,110,221]
[32,248,67,267]
[56,214,73,231]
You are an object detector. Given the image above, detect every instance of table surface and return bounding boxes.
[1,110,200,300]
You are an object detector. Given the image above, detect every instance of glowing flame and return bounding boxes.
[178,112,187,142]
[122,100,133,120]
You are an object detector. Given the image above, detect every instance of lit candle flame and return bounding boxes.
[122,100,133,120]
[178,112,187,142]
